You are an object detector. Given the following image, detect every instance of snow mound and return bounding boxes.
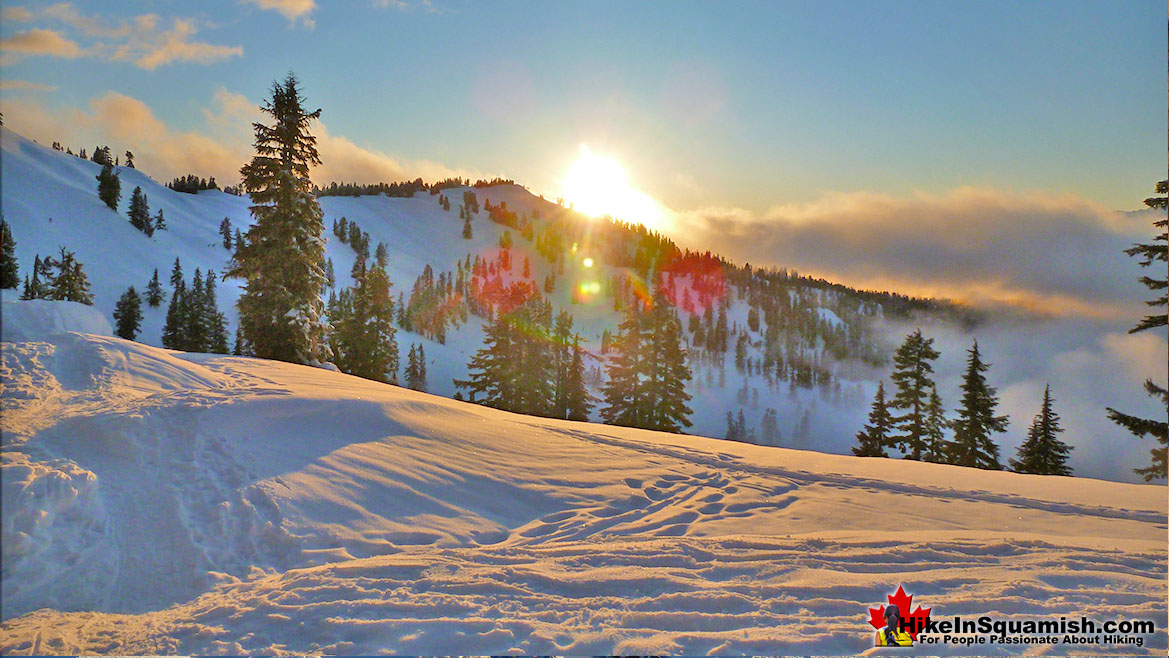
[0,330,1164,654]
[1,294,113,342]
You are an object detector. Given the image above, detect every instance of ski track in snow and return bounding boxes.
[1,325,1165,655]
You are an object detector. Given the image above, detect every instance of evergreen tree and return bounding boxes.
[948,341,1008,469]
[113,286,143,340]
[43,247,93,304]
[550,311,575,418]
[725,409,750,442]
[1011,385,1072,476]
[185,270,209,351]
[406,343,428,391]
[228,72,331,365]
[462,213,473,239]
[124,151,135,168]
[405,343,418,387]
[922,384,950,463]
[0,218,18,289]
[564,336,594,421]
[153,208,166,232]
[601,306,651,428]
[169,257,183,288]
[325,258,335,288]
[20,274,33,300]
[888,329,941,459]
[202,270,230,353]
[760,408,781,446]
[145,268,164,307]
[1106,180,1167,481]
[853,381,892,457]
[96,163,121,211]
[162,278,187,350]
[220,217,233,248]
[25,254,44,299]
[233,326,249,356]
[128,186,153,235]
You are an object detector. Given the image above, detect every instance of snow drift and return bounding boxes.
[0,291,112,342]
[1,301,1164,654]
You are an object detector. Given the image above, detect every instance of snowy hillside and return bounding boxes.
[1,126,891,452]
[0,309,1165,654]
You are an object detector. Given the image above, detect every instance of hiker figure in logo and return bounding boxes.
[876,604,913,646]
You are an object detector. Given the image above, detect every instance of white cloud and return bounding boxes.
[244,0,317,27]
[8,4,243,69]
[0,28,84,62]
[109,17,243,70]
[1,6,33,22]
[0,80,59,92]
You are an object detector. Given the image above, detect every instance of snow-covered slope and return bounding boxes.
[0,127,877,450]
[1,310,1164,654]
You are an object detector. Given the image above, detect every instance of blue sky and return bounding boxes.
[1,0,1164,213]
[2,1,1166,316]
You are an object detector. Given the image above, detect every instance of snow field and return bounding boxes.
[1,320,1164,654]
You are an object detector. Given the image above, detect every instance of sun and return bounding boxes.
[561,145,668,231]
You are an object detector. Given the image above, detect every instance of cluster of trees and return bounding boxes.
[404,343,428,391]
[219,217,241,250]
[472,177,516,188]
[399,263,461,343]
[852,330,1072,475]
[328,259,399,383]
[50,142,130,167]
[315,178,510,199]
[18,247,93,304]
[96,164,121,211]
[161,260,229,353]
[599,287,693,432]
[317,179,429,198]
[455,299,593,421]
[166,175,219,194]
[127,187,166,235]
[332,216,375,278]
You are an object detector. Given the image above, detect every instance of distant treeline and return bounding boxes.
[315,177,518,198]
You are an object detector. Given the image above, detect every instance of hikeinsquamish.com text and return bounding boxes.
[908,615,1156,648]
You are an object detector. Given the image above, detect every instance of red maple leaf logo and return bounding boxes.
[867,585,932,640]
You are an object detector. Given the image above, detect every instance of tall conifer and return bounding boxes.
[853,381,892,457]
[888,329,940,459]
[1011,385,1072,475]
[0,219,18,289]
[229,73,330,365]
[949,341,1008,469]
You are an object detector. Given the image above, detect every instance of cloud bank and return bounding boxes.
[670,188,1157,320]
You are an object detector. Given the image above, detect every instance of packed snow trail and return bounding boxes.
[1,310,1165,653]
